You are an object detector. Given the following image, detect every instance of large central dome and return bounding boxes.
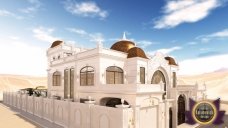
[110,32,136,53]
[110,33,148,59]
[110,40,135,53]
[50,40,63,48]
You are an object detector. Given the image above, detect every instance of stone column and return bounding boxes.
[67,99,71,128]
[133,105,140,128]
[165,100,169,128]
[51,97,55,123]
[40,96,44,119]
[173,99,177,128]
[157,103,161,128]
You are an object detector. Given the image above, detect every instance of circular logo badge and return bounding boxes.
[192,101,217,125]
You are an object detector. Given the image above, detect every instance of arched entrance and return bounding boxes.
[100,97,129,107]
[178,94,186,125]
[169,107,173,128]
[151,70,166,99]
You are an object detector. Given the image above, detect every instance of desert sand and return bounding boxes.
[0,74,46,101]
[178,70,228,101]
[0,102,41,128]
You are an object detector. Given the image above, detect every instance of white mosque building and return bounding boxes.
[45,33,206,128]
[3,33,207,128]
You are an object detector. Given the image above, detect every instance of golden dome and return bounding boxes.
[50,40,63,48]
[110,40,135,53]
[127,47,148,59]
[165,56,178,66]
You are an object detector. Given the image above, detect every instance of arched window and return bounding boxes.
[151,70,165,85]
[106,66,123,84]
[151,70,166,99]
[80,66,94,86]
[53,71,61,86]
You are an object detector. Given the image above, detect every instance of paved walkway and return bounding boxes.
[0,101,63,128]
[0,101,41,128]
[177,123,199,128]
[196,115,228,128]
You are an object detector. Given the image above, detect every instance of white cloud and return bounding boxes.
[179,54,228,75]
[19,0,41,14]
[200,47,211,51]
[187,41,197,45]
[33,26,59,43]
[67,27,105,42]
[64,1,108,19]
[197,28,228,42]
[0,9,23,19]
[9,36,20,40]
[89,33,104,42]
[154,0,222,29]
[157,46,182,54]
[147,46,182,57]
[0,9,14,16]
[137,40,158,48]
[209,28,228,37]
[66,28,87,36]
[0,40,46,76]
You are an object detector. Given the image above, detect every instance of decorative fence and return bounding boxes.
[3,92,133,128]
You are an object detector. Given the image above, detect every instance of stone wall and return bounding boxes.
[3,92,133,128]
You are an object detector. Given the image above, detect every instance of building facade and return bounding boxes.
[46,34,206,128]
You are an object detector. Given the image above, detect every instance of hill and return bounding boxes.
[178,70,228,101]
[0,74,47,100]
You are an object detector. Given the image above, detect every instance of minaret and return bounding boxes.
[122,32,127,40]
[97,39,103,48]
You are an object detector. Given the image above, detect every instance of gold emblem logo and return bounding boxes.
[192,101,217,125]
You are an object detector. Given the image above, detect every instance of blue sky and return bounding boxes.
[1,0,228,76]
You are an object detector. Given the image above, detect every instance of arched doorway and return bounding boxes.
[100,98,129,107]
[169,107,173,128]
[178,94,186,125]
[151,70,166,99]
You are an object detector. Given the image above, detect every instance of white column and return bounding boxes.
[173,99,177,128]
[67,100,71,128]
[157,103,161,128]
[133,105,140,128]
[165,100,169,128]
[51,98,55,123]
[68,70,71,98]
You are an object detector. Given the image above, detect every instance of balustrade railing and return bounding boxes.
[2,91,133,128]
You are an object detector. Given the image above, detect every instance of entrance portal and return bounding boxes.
[178,94,186,125]
[169,107,172,128]
[151,70,166,99]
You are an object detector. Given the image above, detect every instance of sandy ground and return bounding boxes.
[178,70,228,101]
[0,74,46,101]
[0,102,41,128]
[0,92,2,101]
[221,104,228,114]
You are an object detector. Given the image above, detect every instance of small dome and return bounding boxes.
[50,40,63,48]
[110,40,135,53]
[165,56,178,66]
[127,47,148,59]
